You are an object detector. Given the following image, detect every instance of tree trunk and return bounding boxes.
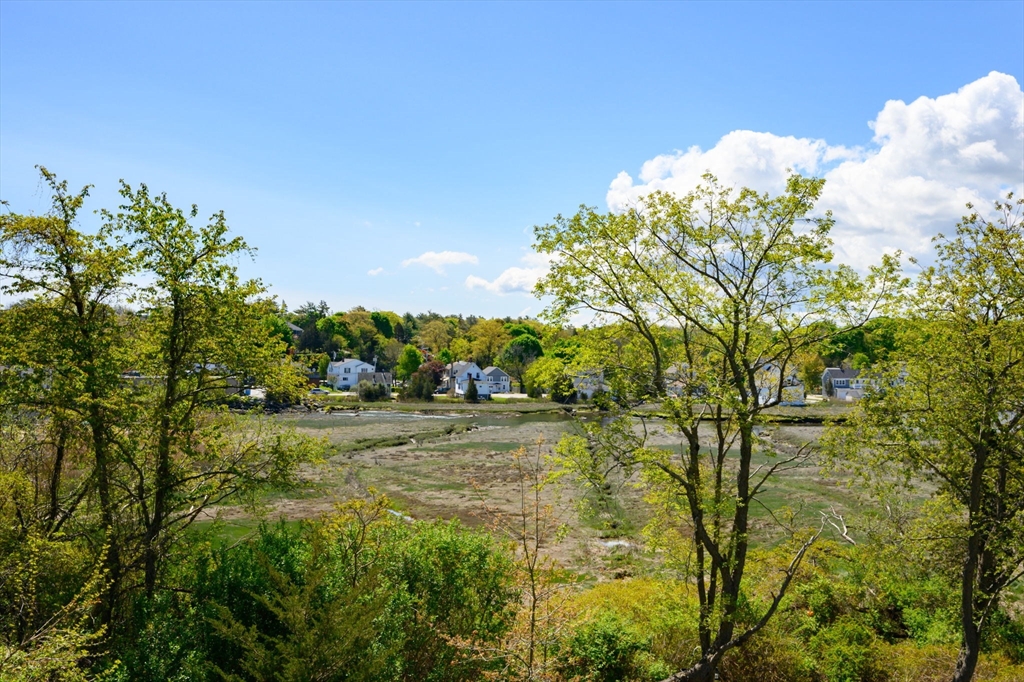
[89,410,120,627]
[661,654,718,682]
[952,626,980,682]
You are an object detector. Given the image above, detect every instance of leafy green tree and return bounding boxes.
[505,322,541,339]
[523,356,563,394]
[1,169,320,649]
[796,351,826,393]
[1,167,137,625]
[824,195,1024,682]
[499,335,543,393]
[420,319,454,354]
[468,319,510,368]
[370,311,394,339]
[264,315,294,351]
[549,374,577,405]
[537,174,900,682]
[401,370,436,401]
[107,180,311,597]
[291,300,329,330]
[396,345,423,382]
[465,376,478,403]
[450,337,472,362]
[204,506,517,682]
[211,547,387,682]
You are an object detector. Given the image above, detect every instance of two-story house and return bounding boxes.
[440,362,492,397]
[821,367,863,401]
[482,366,511,394]
[327,358,376,391]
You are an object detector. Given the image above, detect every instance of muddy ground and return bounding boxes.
[206,407,879,577]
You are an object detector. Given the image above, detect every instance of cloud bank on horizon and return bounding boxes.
[465,71,1022,297]
[606,71,1023,270]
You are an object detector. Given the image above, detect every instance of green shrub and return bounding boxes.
[590,388,612,411]
[400,370,435,401]
[185,516,516,682]
[549,374,577,404]
[557,611,663,682]
[357,380,389,402]
[809,617,887,682]
[464,377,478,403]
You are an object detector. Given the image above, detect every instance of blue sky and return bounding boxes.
[2,1,1022,317]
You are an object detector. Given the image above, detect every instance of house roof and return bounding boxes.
[823,367,860,380]
[483,366,508,378]
[329,358,373,369]
[357,371,392,383]
[287,322,303,333]
[445,361,477,375]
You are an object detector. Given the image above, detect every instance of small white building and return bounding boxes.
[441,362,492,397]
[327,358,376,391]
[483,366,511,394]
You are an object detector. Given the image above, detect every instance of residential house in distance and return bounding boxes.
[482,366,511,394]
[286,322,303,341]
[440,361,492,397]
[358,371,393,391]
[755,362,806,406]
[327,358,376,391]
[664,363,805,405]
[573,370,608,400]
[821,367,866,401]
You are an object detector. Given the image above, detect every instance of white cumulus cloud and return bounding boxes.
[367,267,384,276]
[607,72,1024,269]
[401,250,479,274]
[465,252,553,295]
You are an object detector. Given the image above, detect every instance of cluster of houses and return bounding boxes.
[324,354,869,404]
[325,358,394,392]
[324,358,512,397]
[438,362,511,397]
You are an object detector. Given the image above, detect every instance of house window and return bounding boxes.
[345,368,351,373]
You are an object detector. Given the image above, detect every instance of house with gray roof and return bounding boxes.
[822,367,868,401]
[440,362,492,397]
[483,366,511,394]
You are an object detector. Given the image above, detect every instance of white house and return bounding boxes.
[483,366,511,394]
[327,358,376,391]
[441,362,492,397]
[573,370,608,400]
[755,363,806,406]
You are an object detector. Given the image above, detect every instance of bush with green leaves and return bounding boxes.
[549,374,577,404]
[126,511,519,682]
[357,380,389,402]
[808,618,886,682]
[557,611,671,682]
